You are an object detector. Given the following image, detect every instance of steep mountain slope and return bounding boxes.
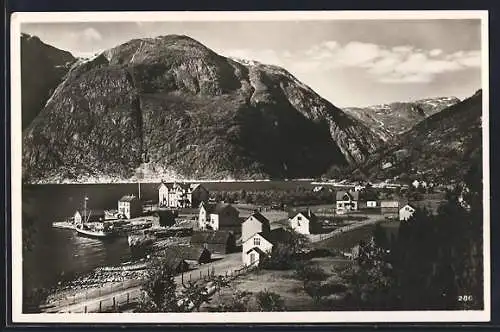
[21,33,75,129]
[343,96,460,141]
[359,90,482,182]
[22,35,383,183]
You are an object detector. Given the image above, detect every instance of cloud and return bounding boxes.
[218,40,481,85]
[429,48,443,57]
[295,40,481,84]
[81,28,102,42]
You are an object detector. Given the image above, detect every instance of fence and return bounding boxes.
[42,278,145,312]
[44,262,258,313]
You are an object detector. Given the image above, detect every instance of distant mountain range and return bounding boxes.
[20,34,482,184]
[356,90,482,182]
[343,96,461,141]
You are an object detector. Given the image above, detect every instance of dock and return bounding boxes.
[52,221,75,230]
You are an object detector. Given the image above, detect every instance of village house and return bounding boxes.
[159,248,190,273]
[190,230,237,254]
[73,209,105,224]
[198,202,240,232]
[242,228,294,267]
[242,231,273,266]
[366,200,377,208]
[242,211,271,242]
[399,204,416,221]
[380,201,400,219]
[335,190,360,213]
[169,245,212,265]
[158,181,209,208]
[118,195,142,219]
[412,180,420,188]
[288,209,320,235]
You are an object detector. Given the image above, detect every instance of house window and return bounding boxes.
[254,237,260,246]
[297,216,302,221]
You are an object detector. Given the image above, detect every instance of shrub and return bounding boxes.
[255,290,286,311]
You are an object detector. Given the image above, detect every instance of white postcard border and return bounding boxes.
[10,10,491,324]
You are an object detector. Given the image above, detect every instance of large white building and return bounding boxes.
[158,182,209,208]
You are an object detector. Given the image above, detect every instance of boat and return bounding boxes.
[75,195,118,239]
[75,222,117,238]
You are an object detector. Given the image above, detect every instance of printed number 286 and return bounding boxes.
[458,295,473,302]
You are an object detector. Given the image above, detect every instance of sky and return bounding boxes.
[21,19,483,107]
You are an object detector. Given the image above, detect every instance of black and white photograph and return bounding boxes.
[10,10,490,323]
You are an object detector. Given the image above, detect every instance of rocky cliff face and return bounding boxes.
[343,96,460,141]
[22,35,383,183]
[21,33,75,129]
[359,90,482,182]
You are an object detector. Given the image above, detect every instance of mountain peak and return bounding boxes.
[22,34,383,183]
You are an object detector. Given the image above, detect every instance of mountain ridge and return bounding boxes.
[21,33,76,129]
[356,89,482,182]
[343,96,461,141]
[22,34,383,184]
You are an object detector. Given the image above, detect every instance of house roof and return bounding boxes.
[171,245,210,261]
[159,248,187,271]
[259,227,294,245]
[288,209,317,221]
[190,183,207,191]
[201,202,238,215]
[336,190,360,201]
[246,246,268,255]
[400,204,416,211]
[191,230,234,245]
[119,195,139,202]
[158,181,170,190]
[159,181,204,192]
[247,212,270,225]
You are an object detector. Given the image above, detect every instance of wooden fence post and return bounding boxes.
[99,301,102,313]
[113,297,116,310]
[127,293,130,305]
[189,273,192,282]
[84,305,87,313]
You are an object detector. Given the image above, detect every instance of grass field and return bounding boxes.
[203,256,352,312]
[312,223,378,250]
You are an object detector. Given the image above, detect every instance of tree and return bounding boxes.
[254,290,286,311]
[136,258,179,312]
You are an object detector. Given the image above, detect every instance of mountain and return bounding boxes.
[21,33,75,129]
[343,96,460,141]
[358,90,482,182]
[22,35,383,183]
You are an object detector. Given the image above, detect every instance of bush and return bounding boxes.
[255,290,286,311]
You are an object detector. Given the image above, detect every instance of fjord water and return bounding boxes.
[22,181,313,293]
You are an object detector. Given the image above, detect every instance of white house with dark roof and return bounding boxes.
[288,209,319,235]
[399,204,416,221]
[242,228,295,267]
[336,190,360,213]
[198,202,240,232]
[242,232,274,266]
[242,211,271,243]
